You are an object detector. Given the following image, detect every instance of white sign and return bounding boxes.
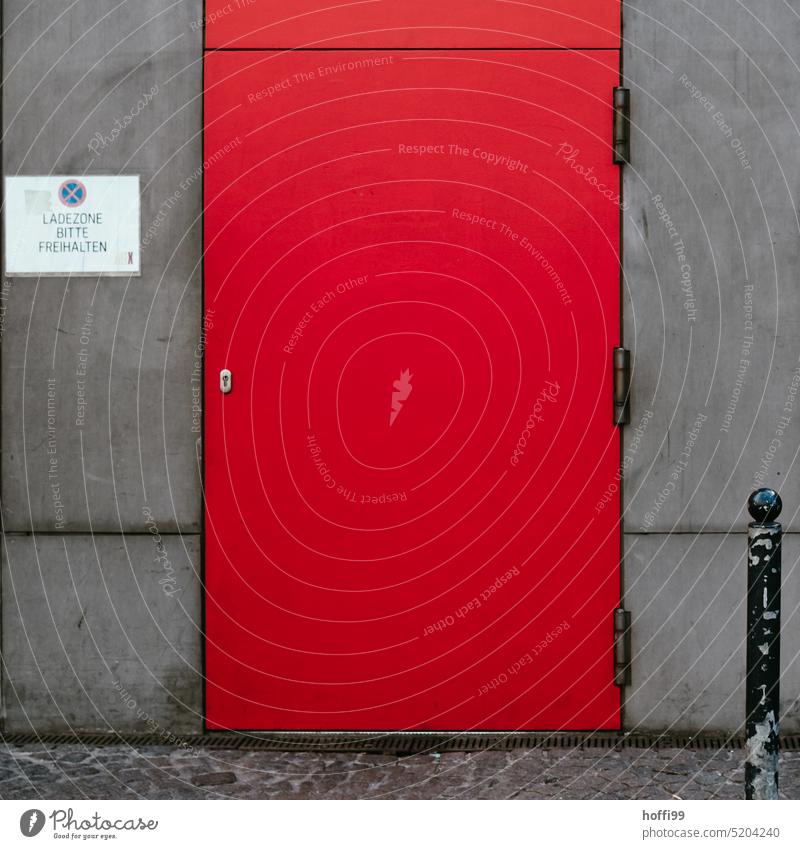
[3,175,140,276]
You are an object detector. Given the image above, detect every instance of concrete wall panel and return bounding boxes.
[625,533,800,734]
[1,0,203,532]
[1,533,201,734]
[623,1,800,532]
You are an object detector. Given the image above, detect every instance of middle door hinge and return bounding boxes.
[613,347,631,426]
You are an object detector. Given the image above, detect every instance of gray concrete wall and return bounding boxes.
[623,0,800,732]
[2,534,201,733]
[1,1,203,732]
[625,534,800,734]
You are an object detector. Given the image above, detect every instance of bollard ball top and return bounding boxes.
[748,488,782,523]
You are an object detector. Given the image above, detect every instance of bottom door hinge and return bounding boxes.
[614,607,632,687]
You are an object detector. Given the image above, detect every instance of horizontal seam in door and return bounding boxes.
[203,47,622,53]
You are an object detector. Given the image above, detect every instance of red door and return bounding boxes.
[204,46,621,730]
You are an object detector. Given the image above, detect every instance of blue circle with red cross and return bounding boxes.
[58,179,87,207]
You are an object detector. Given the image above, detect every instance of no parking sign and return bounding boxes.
[3,175,140,276]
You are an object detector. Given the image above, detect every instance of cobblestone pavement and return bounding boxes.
[1,744,799,799]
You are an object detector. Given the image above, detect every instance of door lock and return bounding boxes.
[220,368,232,394]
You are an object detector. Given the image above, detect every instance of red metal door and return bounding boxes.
[204,48,621,730]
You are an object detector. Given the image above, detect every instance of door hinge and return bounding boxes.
[614,607,632,687]
[613,87,631,164]
[613,347,631,426]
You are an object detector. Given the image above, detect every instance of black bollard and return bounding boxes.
[745,488,782,800]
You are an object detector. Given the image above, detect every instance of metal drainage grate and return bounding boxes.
[2,731,795,754]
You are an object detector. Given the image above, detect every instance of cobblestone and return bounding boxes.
[0,744,798,800]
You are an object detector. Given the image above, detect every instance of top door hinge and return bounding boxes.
[613,87,631,164]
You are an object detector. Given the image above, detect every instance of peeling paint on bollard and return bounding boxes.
[745,489,782,800]
[746,711,779,800]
